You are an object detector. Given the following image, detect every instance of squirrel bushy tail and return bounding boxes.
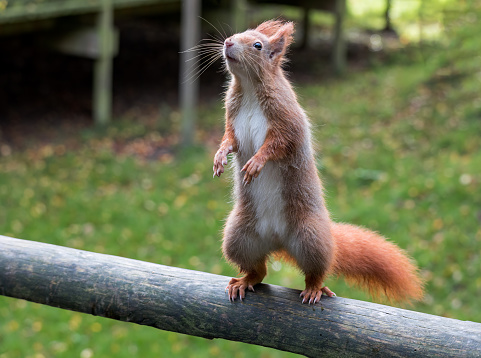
[329,222,424,303]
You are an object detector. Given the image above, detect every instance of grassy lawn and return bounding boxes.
[1,5,480,358]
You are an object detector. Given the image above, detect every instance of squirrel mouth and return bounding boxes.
[224,47,238,62]
[225,54,237,62]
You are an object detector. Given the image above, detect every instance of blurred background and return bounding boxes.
[0,0,480,357]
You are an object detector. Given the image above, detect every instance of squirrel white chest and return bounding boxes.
[234,92,267,154]
[233,91,287,239]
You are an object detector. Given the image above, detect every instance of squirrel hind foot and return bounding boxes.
[300,286,336,305]
[226,276,259,302]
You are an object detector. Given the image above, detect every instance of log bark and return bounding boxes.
[1,235,480,357]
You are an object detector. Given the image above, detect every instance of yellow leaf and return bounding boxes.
[174,194,187,209]
[7,320,19,332]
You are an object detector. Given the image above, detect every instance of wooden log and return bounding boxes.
[0,0,182,24]
[1,235,480,357]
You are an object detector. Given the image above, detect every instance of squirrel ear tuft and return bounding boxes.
[268,22,295,62]
[256,20,285,37]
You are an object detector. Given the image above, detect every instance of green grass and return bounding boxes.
[1,5,481,357]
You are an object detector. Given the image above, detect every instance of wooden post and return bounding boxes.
[232,0,248,33]
[93,0,115,126]
[299,6,310,49]
[1,235,481,357]
[332,0,346,75]
[179,0,201,146]
[384,0,393,31]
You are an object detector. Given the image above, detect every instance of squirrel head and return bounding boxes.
[223,20,294,81]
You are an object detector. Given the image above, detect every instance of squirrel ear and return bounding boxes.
[268,22,294,62]
[256,20,284,37]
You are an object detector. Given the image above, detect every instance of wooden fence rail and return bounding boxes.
[1,235,480,357]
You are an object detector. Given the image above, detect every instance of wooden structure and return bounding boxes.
[1,235,481,357]
[0,0,199,133]
[1,0,347,142]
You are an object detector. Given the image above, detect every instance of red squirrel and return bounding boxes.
[212,20,424,304]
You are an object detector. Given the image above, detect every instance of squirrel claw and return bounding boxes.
[321,286,336,297]
[214,145,233,178]
[300,286,334,305]
[226,277,260,302]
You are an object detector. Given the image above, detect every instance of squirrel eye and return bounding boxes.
[253,42,262,50]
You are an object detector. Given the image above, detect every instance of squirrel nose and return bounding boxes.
[225,40,234,48]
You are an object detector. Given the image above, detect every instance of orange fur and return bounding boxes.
[275,223,424,303]
[255,20,286,37]
[329,223,424,303]
[214,19,424,305]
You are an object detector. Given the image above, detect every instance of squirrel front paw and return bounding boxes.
[241,155,266,185]
[213,145,233,178]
